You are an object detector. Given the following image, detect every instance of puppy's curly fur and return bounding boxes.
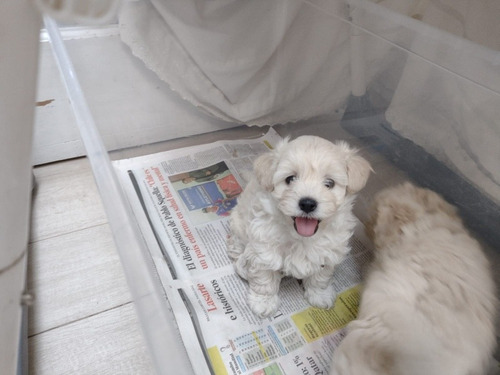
[330,182,498,375]
[228,136,372,318]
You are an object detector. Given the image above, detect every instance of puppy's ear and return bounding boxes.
[371,200,416,248]
[339,143,372,194]
[346,153,372,194]
[254,152,276,191]
[253,138,288,192]
[413,183,458,218]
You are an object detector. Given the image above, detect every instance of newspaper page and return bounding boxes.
[113,128,373,375]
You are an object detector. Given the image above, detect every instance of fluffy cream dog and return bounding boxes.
[330,182,498,375]
[228,135,372,318]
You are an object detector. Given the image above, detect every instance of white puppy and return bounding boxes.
[228,135,372,318]
[330,182,498,375]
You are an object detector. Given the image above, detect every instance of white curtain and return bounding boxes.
[119,0,353,126]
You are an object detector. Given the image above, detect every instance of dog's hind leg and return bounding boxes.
[231,251,250,280]
[227,234,244,260]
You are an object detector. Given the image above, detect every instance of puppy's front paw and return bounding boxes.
[248,290,280,318]
[304,284,336,309]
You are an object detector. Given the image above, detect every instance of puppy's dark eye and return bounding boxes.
[285,175,296,185]
[324,179,335,189]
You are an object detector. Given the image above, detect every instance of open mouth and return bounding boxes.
[293,217,320,237]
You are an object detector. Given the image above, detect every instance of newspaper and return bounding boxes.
[113,128,373,375]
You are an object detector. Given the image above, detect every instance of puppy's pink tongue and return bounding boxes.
[294,217,319,237]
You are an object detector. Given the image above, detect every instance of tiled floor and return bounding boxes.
[28,157,154,374]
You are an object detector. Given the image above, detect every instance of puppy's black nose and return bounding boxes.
[299,197,317,213]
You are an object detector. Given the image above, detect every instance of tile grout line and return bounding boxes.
[28,300,135,339]
[28,220,111,245]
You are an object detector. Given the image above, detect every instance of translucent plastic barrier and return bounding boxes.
[44,16,195,374]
